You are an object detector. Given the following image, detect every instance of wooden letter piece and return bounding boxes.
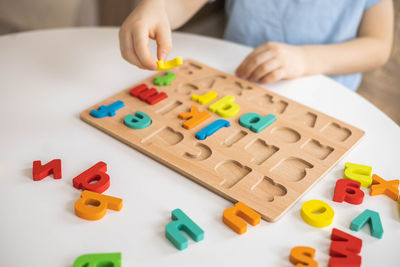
[329,228,362,267]
[209,95,240,117]
[195,119,230,140]
[350,209,383,239]
[290,246,318,267]
[90,100,124,118]
[124,111,152,129]
[73,253,121,267]
[165,209,204,250]
[239,112,276,133]
[73,161,110,194]
[154,71,176,86]
[301,200,334,228]
[344,162,372,188]
[130,84,167,105]
[178,105,210,130]
[223,202,261,234]
[32,159,62,181]
[370,174,399,201]
[156,57,183,71]
[333,179,364,205]
[74,190,123,221]
[192,91,218,105]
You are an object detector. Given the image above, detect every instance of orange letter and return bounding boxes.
[178,105,210,130]
[370,174,399,201]
[74,190,123,221]
[290,246,318,267]
[222,202,261,234]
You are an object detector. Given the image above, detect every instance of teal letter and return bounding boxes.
[124,111,151,129]
[165,209,204,250]
[350,209,383,239]
[239,113,276,133]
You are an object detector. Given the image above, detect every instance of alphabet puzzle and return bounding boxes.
[80,59,364,222]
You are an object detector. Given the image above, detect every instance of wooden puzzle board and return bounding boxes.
[80,59,364,222]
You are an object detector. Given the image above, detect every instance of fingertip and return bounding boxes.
[157,50,167,62]
[235,68,242,78]
[261,69,284,84]
[156,26,172,61]
[137,52,158,70]
[150,61,158,70]
[248,77,258,83]
[259,77,269,84]
[144,60,158,71]
[236,66,247,79]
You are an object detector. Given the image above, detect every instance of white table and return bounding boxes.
[0,28,399,267]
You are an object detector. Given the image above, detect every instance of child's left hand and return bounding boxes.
[236,42,307,84]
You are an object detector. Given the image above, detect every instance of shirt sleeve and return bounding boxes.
[365,0,382,9]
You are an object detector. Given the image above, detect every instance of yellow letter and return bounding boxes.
[344,162,372,187]
[209,95,240,117]
[301,199,334,228]
[192,91,218,105]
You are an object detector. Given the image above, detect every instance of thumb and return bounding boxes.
[156,26,172,61]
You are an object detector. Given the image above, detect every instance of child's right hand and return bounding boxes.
[119,0,172,70]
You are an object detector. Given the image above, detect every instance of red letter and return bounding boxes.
[130,83,148,97]
[32,159,62,181]
[73,162,110,193]
[139,88,167,105]
[329,228,362,267]
[333,179,364,205]
[130,83,167,105]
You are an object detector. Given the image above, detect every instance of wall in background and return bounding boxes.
[0,0,99,34]
[358,0,400,125]
[97,0,225,37]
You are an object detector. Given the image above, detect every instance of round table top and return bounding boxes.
[0,28,399,267]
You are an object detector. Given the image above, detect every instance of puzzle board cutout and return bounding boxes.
[80,59,364,222]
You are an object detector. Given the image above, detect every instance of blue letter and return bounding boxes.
[90,100,125,118]
[195,119,230,140]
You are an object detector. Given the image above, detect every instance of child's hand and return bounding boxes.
[119,0,172,70]
[236,42,307,84]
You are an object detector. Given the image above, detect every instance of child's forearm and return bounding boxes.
[164,0,208,29]
[302,0,393,76]
[302,37,392,76]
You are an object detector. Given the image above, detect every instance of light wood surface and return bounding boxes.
[80,59,364,222]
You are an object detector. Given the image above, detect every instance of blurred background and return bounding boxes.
[0,0,398,124]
